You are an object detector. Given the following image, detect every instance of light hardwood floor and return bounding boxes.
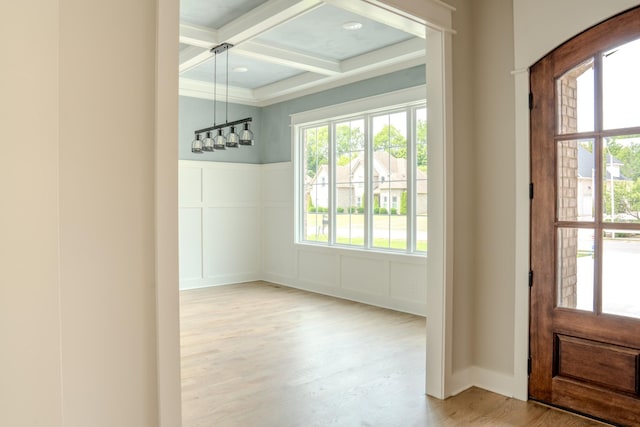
[180,281,607,427]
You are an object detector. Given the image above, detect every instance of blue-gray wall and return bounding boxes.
[179,65,425,164]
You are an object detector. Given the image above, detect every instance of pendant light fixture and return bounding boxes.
[191,42,254,153]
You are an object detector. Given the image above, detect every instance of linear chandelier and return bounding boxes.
[192,42,254,153]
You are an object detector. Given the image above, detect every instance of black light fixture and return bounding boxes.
[191,42,254,153]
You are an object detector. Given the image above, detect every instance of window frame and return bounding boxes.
[292,86,427,256]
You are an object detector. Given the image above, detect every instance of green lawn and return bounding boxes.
[304,213,427,251]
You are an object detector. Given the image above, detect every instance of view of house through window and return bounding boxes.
[555,36,640,318]
[299,102,427,254]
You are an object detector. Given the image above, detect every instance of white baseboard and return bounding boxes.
[449,366,522,400]
[179,272,261,290]
[262,271,427,316]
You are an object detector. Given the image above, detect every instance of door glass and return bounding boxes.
[557,58,594,134]
[602,229,640,319]
[557,227,594,311]
[603,38,640,130]
[602,136,640,223]
[557,139,595,222]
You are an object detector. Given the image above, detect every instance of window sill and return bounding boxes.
[294,241,427,263]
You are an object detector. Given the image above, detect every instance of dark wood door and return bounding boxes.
[530,6,640,426]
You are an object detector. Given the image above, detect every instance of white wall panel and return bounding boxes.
[298,250,339,288]
[341,256,389,295]
[179,166,202,204]
[390,261,428,302]
[179,161,261,289]
[203,207,260,280]
[262,164,293,203]
[262,206,296,278]
[179,208,203,281]
[180,160,427,314]
[202,163,261,204]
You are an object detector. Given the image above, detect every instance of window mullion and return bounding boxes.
[328,122,336,245]
[407,107,416,253]
[365,114,372,249]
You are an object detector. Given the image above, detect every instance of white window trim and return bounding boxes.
[292,87,426,256]
[290,85,426,129]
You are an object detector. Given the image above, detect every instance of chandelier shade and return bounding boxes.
[191,42,255,154]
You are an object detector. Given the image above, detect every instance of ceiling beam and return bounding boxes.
[179,0,325,78]
[179,46,211,74]
[341,38,425,73]
[252,72,326,100]
[179,78,259,106]
[252,57,425,105]
[324,0,425,39]
[235,41,341,76]
[218,0,324,45]
[179,23,219,48]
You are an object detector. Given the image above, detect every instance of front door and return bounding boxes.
[530,6,640,425]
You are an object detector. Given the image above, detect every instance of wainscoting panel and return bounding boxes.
[341,255,389,295]
[261,206,296,279]
[390,261,428,302]
[203,206,260,283]
[178,207,202,282]
[179,160,261,289]
[180,160,427,314]
[298,250,340,289]
[202,163,261,204]
[179,165,202,204]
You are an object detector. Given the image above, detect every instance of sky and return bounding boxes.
[577,37,640,132]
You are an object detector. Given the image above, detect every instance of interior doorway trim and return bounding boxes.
[155,1,455,425]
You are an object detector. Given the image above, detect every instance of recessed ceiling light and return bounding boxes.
[233,66,248,73]
[342,21,362,31]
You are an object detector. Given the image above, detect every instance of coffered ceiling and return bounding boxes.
[179,0,427,106]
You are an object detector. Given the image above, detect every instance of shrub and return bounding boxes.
[337,207,344,213]
[309,207,316,213]
[357,207,364,214]
[348,206,357,213]
[374,207,380,214]
[379,207,388,215]
[400,191,407,215]
[390,208,397,215]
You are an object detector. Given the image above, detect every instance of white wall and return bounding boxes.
[179,161,262,288]
[179,161,428,314]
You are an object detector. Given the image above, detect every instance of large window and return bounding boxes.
[295,94,427,255]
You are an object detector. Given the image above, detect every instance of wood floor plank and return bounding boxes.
[180,281,608,426]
